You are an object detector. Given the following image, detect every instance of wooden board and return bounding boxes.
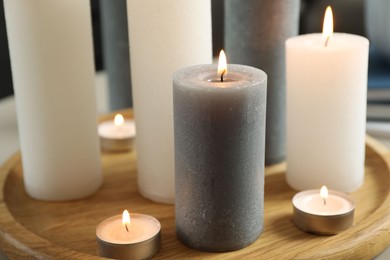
[0,110,390,259]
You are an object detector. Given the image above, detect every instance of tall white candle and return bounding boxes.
[4,0,102,201]
[286,7,369,192]
[127,0,212,203]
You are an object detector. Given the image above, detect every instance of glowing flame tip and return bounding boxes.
[320,186,328,199]
[122,209,131,226]
[114,114,125,126]
[218,50,227,79]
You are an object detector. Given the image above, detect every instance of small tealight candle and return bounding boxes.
[292,186,355,235]
[98,114,136,152]
[96,210,161,259]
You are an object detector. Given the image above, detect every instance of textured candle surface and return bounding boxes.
[127,0,212,204]
[225,0,300,165]
[173,64,267,252]
[4,0,102,201]
[286,33,369,192]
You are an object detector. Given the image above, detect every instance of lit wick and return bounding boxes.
[125,223,129,232]
[218,49,227,83]
[220,69,226,82]
[320,186,328,207]
[325,36,330,48]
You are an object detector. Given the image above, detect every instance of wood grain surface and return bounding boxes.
[0,110,389,259]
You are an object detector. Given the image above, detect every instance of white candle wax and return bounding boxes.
[293,190,354,216]
[127,0,212,204]
[4,0,102,201]
[96,214,160,244]
[286,32,369,192]
[98,119,135,140]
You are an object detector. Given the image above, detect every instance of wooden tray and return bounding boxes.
[1,110,390,259]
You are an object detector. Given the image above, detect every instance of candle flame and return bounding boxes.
[322,6,333,47]
[218,50,227,82]
[320,186,328,206]
[122,210,131,232]
[114,114,125,126]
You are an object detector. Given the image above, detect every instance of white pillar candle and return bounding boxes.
[286,7,369,192]
[4,0,102,201]
[127,0,212,203]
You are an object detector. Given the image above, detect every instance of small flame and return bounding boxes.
[322,6,333,46]
[114,114,125,126]
[218,50,227,81]
[320,186,328,206]
[122,210,131,232]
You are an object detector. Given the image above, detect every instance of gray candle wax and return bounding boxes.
[173,64,267,252]
[225,0,300,165]
[99,0,132,110]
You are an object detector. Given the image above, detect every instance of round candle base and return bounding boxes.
[96,214,161,259]
[292,190,355,235]
[100,136,134,152]
[97,233,160,260]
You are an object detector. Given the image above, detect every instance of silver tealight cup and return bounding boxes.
[292,188,355,235]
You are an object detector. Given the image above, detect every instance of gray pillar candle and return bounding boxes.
[99,0,132,110]
[225,0,300,165]
[173,63,267,252]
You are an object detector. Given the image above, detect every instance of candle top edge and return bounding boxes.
[293,189,355,202]
[99,118,135,123]
[292,189,355,216]
[294,205,354,217]
[286,33,369,49]
[173,64,267,89]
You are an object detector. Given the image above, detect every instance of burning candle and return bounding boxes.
[286,6,369,192]
[173,51,267,252]
[292,186,355,235]
[96,210,161,259]
[98,114,135,152]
